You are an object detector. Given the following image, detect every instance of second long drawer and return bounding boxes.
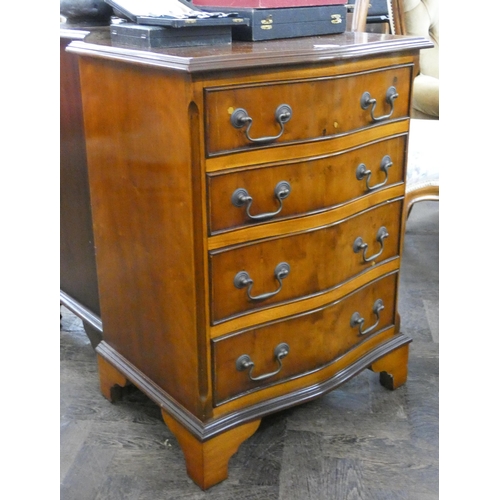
[209,197,403,323]
[207,134,407,234]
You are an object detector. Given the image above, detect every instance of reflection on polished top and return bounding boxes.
[64,26,433,72]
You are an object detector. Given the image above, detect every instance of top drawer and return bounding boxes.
[204,65,412,155]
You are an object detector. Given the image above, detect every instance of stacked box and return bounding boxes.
[197,4,347,41]
[110,22,233,49]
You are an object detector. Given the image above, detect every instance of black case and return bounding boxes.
[110,22,232,48]
[205,5,346,41]
[106,0,247,48]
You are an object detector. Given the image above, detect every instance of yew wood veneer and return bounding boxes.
[67,31,432,490]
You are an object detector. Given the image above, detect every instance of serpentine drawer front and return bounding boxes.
[207,134,407,234]
[70,31,432,490]
[204,65,412,154]
[210,198,403,323]
[212,272,398,405]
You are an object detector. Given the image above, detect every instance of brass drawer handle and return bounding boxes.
[230,104,292,144]
[353,226,389,263]
[236,343,290,381]
[231,181,291,221]
[356,155,393,191]
[360,86,399,122]
[234,262,290,302]
[350,299,385,336]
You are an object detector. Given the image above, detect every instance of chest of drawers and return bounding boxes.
[68,31,432,490]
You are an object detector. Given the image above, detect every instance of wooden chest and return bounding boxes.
[68,31,432,490]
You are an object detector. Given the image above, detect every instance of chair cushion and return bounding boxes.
[412,74,439,118]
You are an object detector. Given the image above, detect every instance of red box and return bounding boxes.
[192,1,347,8]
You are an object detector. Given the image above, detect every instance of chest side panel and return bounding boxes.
[79,57,208,415]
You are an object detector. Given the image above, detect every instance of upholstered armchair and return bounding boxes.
[403,0,439,119]
[401,0,439,216]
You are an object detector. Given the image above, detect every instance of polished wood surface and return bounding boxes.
[162,411,261,490]
[210,199,403,322]
[96,353,128,402]
[370,342,409,389]
[207,134,407,233]
[68,30,432,72]
[70,31,432,490]
[204,65,411,154]
[213,272,398,404]
[78,57,209,417]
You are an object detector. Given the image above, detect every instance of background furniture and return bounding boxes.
[403,0,439,119]
[68,30,431,489]
[60,27,103,347]
[405,118,439,216]
[400,0,440,215]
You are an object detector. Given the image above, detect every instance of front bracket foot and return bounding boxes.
[162,410,261,490]
[369,343,409,390]
[96,353,128,402]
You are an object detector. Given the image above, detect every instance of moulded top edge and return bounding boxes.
[66,31,433,73]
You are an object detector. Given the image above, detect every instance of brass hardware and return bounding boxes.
[350,299,385,336]
[353,226,389,263]
[260,25,273,30]
[360,86,399,122]
[232,18,244,23]
[234,262,290,302]
[231,181,291,221]
[356,155,393,191]
[236,343,290,381]
[230,104,292,144]
[331,14,342,24]
[261,17,273,25]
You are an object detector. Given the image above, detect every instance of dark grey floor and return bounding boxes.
[60,202,439,500]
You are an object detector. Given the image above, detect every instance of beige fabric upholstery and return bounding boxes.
[403,0,439,119]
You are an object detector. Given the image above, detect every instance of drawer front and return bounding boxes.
[205,65,411,155]
[207,135,406,233]
[210,198,402,323]
[212,272,398,405]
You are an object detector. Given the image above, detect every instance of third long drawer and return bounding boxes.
[209,197,403,323]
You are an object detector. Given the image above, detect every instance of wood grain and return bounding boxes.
[210,199,403,322]
[208,134,407,234]
[205,65,412,154]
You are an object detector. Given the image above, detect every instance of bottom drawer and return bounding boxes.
[212,272,398,405]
